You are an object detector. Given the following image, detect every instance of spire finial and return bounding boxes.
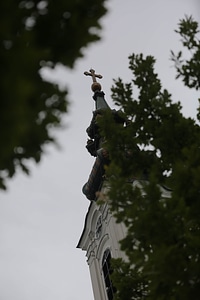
[84,68,103,92]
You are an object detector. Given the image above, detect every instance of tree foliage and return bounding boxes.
[100,16,200,299]
[0,0,107,189]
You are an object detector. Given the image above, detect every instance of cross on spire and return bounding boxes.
[84,68,103,92]
[84,69,103,82]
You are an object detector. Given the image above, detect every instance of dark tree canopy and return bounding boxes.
[0,0,107,189]
[98,16,200,300]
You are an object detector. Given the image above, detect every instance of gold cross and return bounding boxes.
[84,69,103,83]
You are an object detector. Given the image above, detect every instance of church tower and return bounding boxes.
[78,68,174,300]
[77,69,171,300]
[77,69,127,300]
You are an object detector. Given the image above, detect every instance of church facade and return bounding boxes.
[77,181,171,300]
[77,184,127,300]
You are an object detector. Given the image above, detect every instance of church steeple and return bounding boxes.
[82,69,111,201]
[82,69,126,201]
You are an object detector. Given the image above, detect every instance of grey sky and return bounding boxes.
[0,1,199,299]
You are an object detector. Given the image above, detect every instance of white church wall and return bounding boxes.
[77,200,127,300]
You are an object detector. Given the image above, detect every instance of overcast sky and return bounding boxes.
[0,1,199,300]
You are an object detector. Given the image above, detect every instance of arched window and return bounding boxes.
[102,249,115,300]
